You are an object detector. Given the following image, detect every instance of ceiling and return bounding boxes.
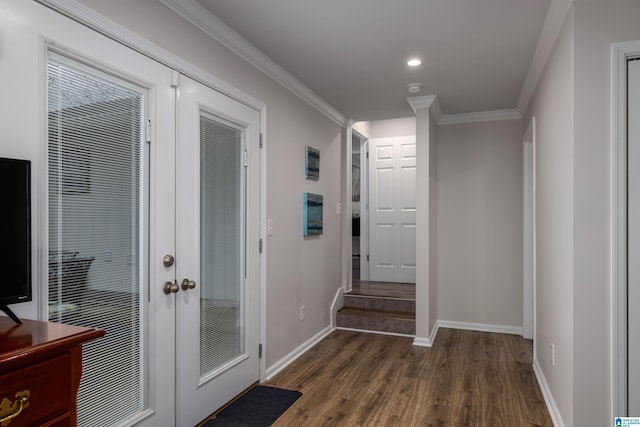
[191,0,551,121]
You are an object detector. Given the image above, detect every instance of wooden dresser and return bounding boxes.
[0,318,104,427]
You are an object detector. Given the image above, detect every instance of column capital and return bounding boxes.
[407,95,442,123]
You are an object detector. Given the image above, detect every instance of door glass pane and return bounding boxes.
[47,53,147,427]
[199,113,244,376]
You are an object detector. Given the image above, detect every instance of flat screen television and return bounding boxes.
[0,157,32,324]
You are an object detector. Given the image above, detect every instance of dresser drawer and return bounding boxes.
[0,354,72,427]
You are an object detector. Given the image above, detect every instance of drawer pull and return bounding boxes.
[0,390,30,427]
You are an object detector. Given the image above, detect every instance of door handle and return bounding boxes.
[181,278,196,291]
[163,281,179,294]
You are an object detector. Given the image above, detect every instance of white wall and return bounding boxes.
[524,6,575,425]
[370,117,416,138]
[2,0,344,370]
[435,120,524,330]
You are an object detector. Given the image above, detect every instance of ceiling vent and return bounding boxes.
[407,83,423,93]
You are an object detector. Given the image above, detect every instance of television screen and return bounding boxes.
[0,157,32,306]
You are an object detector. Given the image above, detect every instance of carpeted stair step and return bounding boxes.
[343,294,415,313]
[336,307,416,335]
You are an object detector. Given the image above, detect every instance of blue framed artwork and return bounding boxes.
[305,146,320,180]
[303,192,323,236]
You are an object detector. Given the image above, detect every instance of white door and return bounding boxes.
[175,75,261,426]
[628,58,640,416]
[368,136,416,283]
[37,18,176,427]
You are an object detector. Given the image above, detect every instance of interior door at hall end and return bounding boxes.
[368,136,417,283]
[175,75,261,426]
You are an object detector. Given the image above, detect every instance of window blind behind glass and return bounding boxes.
[47,53,147,427]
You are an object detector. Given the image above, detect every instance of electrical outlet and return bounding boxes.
[551,343,555,366]
[300,306,305,321]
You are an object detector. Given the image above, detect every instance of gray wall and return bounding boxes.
[524,7,575,424]
[572,0,640,424]
[435,120,524,329]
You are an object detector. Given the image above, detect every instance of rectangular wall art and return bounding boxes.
[305,146,320,180]
[303,192,323,236]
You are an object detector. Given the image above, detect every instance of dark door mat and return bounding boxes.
[203,386,302,427]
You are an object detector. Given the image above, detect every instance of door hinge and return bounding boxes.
[259,343,263,359]
[366,254,370,261]
[259,133,263,149]
[146,120,152,143]
[259,238,263,253]
[244,149,248,167]
[366,151,369,159]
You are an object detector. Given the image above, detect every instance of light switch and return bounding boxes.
[267,218,274,236]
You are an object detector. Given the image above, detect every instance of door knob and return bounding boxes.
[163,281,179,294]
[181,278,196,291]
[163,254,175,267]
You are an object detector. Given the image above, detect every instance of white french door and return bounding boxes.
[368,136,417,283]
[175,75,261,426]
[36,3,261,425]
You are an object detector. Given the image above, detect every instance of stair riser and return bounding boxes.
[336,313,416,335]
[344,295,415,313]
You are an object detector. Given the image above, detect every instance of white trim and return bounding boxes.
[523,117,536,341]
[611,40,640,419]
[437,320,523,336]
[336,327,414,338]
[413,321,439,347]
[157,0,347,127]
[516,0,575,114]
[407,95,441,123]
[330,287,344,329]
[533,358,566,427]
[259,109,268,382]
[265,326,334,380]
[439,108,522,125]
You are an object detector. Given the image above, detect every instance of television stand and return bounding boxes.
[0,305,22,324]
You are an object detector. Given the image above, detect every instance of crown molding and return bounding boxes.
[439,108,522,126]
[407,95,442,123]
[516,0,575,115]
[35,0,266,112]
[158,0,347,127]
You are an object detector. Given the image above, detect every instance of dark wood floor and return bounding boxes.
[266,328,552,426]
[350,280,416,299]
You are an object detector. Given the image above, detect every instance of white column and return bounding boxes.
[407,95,441,346]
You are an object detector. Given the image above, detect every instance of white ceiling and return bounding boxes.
[192,0,550,121]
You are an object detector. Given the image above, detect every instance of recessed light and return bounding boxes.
[407,58,421,67]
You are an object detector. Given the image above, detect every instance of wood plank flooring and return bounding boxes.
[350,281,416,299]
[266,328,552,426]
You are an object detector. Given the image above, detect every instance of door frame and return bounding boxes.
[37,0,269,386]
[611,40,640,419]
[523,117,536,342]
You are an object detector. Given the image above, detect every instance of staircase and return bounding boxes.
[336,281,415,336]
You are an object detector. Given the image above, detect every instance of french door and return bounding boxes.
[41,6,261,426]
[175,75,261,426]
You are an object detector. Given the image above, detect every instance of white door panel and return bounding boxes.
[176,75,261,426]
[369,136,416,283]
[628,58,640,416]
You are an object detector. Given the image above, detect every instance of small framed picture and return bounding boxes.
[303,192,323,236]
[305,146,320,180]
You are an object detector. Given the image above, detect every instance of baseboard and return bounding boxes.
[265,325,334,381]
[413,322,439,347]
[437,320,523,336]
[336,326,414,338]
[330,287,344,329]
[533,357,565,427]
